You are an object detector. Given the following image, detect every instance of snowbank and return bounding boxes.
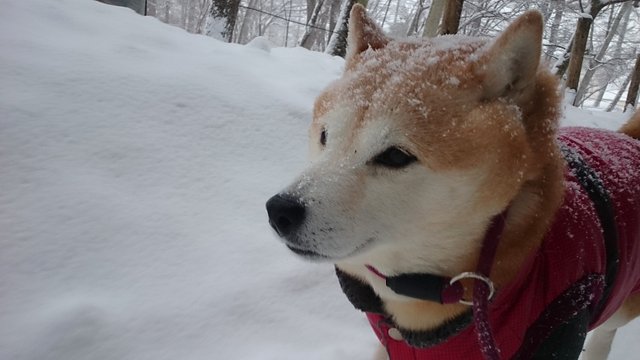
[0,0,636,359]
[0,1,371,359]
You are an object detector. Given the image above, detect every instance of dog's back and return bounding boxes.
[559,127,640,325]
[578,114,640,360]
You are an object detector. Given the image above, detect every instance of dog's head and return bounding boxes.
[267,7,559,280]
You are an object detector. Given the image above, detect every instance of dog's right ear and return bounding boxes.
[345,4,388,69]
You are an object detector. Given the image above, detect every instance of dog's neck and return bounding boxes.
[382,162,564,330]
[492,163,564,286]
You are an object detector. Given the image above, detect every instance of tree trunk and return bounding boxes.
[539,0,551,22]
[593,83,608,108]
[625,53,640,112]
[613,1,632,58]
[406,0,424,36]
[553,36,573,77]
[300,0,326,49]
[306,0,316,21]
[328,0,342,35]
[547,0,564,60]
[565,15,593,92]
[181,0,189,29]
[205,0,241,42]
[594,1,632,106]
[380,0,392,28]
[565,0,634,98]
[464,0,487,36]
[392,0,402,25]
[574,2,631,106]
[440,0,464,35]
[285,0,293,46]
[147,0,157,17]
[326,0,367,58]
[162,0,170,23]
[422,0,446,38]
[236,0,257,44]
[195,0,211,34]
[606,71,632,111]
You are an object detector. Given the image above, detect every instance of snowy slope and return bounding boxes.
[0,1,637,359]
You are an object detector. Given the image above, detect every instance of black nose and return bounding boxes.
[266,194,306,237]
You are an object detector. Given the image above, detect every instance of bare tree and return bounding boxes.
[326,0,367,57]
[553,36,574,77]
[574,2,632,105]
[594,2,635,106]
[440,0,465,35]
[625,53,640,112]
[151,0,168,22]
[140,0,640,112]
[422,0,446,37]
[566,15,593,93]
[147,0,157,16]
[236,0,256,43]
[300,0,326,48]
[328,0,342,37]
[546,0,565,60]
[565,0,634,95]
[205,0,241,41]
[406,0,425,36]
[191,0,211,33]
[607,71,633,111]
[462,0,488,36]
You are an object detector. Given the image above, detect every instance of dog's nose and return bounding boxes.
[266,194,306,237]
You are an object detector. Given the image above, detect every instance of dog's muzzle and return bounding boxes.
[266,194,306,238]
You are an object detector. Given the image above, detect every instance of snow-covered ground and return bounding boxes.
[0,1,637,359]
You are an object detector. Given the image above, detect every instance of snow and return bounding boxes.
[579,12,594,20]
[0,0,638,359]
[246,36,274,53]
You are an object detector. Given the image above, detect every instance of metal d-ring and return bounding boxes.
[449,272,496,306]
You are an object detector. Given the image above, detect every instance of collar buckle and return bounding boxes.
[449,272,496,306]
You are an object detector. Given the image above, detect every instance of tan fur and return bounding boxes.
[288,6,640,357]
[620,109,640,140]
[583,293,640,360]
[615,292,640,324]
[314,8,565,329]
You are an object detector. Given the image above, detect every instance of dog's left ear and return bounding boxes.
[479,10,543,100]
[345,4,389,69]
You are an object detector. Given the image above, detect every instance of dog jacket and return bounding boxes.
[336,127,640,360]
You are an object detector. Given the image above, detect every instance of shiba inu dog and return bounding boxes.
[267,5,640,360]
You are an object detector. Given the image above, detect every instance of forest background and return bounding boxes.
[123,0,640,112]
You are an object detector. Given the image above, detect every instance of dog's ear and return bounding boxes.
[345,4,388,68]
[479,10,543,100]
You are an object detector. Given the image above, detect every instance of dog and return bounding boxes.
[266,5,640,360]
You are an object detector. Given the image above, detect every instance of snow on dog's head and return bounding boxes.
[267,6,560,279]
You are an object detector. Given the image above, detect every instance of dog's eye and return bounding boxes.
[320,128,327,146]
[373,147,417,168]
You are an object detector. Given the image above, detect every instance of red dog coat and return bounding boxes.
[337,127,640,360]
